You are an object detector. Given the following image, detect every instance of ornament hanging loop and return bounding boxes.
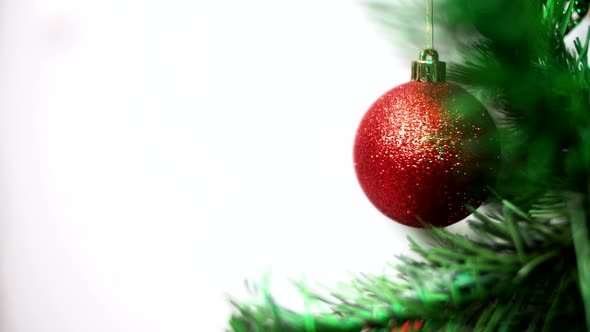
[419,48,439,61]
[411,49,446,82]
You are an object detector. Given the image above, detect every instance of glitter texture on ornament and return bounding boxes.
[354,80,500,227]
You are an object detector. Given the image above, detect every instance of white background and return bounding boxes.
[0,1,490,331]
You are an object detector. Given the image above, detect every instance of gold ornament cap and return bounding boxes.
[411,49,446,82]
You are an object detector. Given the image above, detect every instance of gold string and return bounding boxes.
[426,0,434,49]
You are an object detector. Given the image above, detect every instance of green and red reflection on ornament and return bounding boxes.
[353,49,500,228]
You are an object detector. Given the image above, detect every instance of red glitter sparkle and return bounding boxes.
[354,81,500,228]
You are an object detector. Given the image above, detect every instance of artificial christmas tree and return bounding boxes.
[227,0,590,330]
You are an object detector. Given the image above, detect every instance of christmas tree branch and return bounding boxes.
[228,198,579,331]
[567,191,590,327]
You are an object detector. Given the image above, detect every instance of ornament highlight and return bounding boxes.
[353,49,500,228]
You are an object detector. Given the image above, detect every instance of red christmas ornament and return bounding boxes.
[392,320,424,332]
[354,49,500,228]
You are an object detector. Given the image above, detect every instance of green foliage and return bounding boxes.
[228,196,586,331]
[433,0,590,201]
[227,1,590,330]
